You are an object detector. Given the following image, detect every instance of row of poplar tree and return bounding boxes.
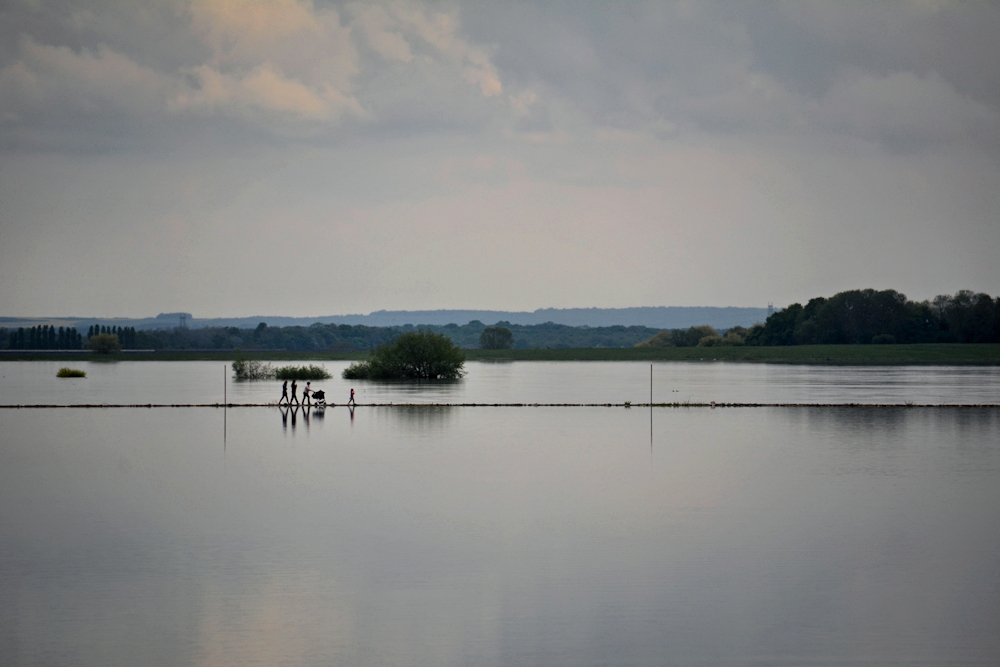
[7,325,84,350]
[5,324,141,350]
[86,325,139,348]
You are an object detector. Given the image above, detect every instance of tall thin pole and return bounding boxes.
[650,364,653,405]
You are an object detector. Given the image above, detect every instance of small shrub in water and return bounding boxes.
[275,365,332,380]
[57,368,86,378]
[232,358,275,380]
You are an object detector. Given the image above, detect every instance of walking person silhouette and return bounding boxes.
[279,380,289,405]
[347,388,356,407]
[303,381,312,406]
[291,380,299,406]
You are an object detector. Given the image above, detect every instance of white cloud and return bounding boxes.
[0,0,507,146]
[170,62,363,122]
[180,0,362,123]
[347,2,501,98]
[0,36,175,121]
[347,3,414,62]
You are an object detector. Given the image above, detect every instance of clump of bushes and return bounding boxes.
[636,325,749,348]
[56,368,86,378]
[232,358,275,380]
[275,365,331,380]
[343,331,465,380]
[636,325,717,348]
[231,359,331,381]
[87,333,121,354]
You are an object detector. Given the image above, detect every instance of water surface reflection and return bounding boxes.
[3,360,999,405]
[1,407,998,666]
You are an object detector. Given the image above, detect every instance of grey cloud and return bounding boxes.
[818,70,999,151]
[735,1,1000,106]
[462,1,1000,152]
[1,0,998,154]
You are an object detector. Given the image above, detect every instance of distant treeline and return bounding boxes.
[3,290,996,352]
[0,320,663,352]
[129,320,662,351]
[747,289,999,346]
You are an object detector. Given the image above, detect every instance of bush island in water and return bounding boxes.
[232,358,274,380]
[274,365,331,380]
[343,331,465,380]
[232,358,331,380]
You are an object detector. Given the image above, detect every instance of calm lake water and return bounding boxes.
[1,362,999,666]
[1,360,999,405]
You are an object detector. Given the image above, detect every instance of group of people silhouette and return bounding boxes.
[279,380,355,407]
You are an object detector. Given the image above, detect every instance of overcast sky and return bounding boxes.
[1,0,998,318]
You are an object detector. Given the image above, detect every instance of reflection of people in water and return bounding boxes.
[348,404,355,423]
[279,380,289,405]
[348,388,356,406]
[290,405,298,429]
[291,380,299,405]
[303,381,312,406]
[280,405,289,431]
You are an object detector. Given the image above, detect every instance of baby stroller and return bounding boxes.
[309,389,327,407]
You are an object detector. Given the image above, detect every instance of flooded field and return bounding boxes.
[1,360,999,405]
[1,363,999,665]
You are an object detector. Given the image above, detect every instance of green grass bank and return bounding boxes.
[2,344,1000,365]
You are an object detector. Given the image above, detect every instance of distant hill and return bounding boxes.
[0,306,770,332]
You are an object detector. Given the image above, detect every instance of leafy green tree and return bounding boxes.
[479,326,514,349]
[88,333,121,354]
[746,304,802,346]
[343,330,465,380]
[720,326,748,346]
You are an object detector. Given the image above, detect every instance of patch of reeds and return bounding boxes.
[56,367,86,378]
[275,364,331,380]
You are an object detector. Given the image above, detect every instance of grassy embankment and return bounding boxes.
[2,344,1000,364]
